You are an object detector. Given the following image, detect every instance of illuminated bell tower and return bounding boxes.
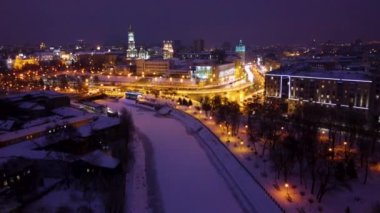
[127,25,138,59]
[235,39,246,64]
[163,40,174,59]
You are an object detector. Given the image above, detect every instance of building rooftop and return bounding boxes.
[22,115,61,129]
[52,107,85,118]
[77,116,120,138]
[0,114,95,144]
[18,101,45,110]
[266,70,372,82]
[0,120,15,131]
[80,150,119,169]
[1,91,67,103]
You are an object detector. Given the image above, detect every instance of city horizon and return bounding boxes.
[1,1,380,212]
[1,0,380,47]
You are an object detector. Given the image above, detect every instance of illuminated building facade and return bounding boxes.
[127,25,138,59]
[192,63,236,83]
[265,70,372,110]
[136,59,170,76]
[138,47,150,60]
[235,40,246,64]
[163,40,174,59]
[13,54,39,70]
[193,66,212,80]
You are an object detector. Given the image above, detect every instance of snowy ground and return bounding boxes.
[125,132,150,213]
[178,105,380,213]
[25,184,104,213]
[97,99,244,213]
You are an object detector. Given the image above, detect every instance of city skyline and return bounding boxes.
[1,0,380,47]
[1,1,380,212]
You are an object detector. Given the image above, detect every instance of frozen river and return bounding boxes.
[97,100,243,213]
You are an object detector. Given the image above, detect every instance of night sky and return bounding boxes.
[1,0,380,47]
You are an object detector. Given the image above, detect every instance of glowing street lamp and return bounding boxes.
[343,141,348,156]
[227,131,231,143]
[285,183,289,197]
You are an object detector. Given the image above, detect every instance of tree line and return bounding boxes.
[245,99,379,203]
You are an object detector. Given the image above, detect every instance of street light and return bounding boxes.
[343,141,348,157]
[227,131,231,143]
[285,183,289,198]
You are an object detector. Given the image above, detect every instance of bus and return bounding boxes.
[125,91,142,100]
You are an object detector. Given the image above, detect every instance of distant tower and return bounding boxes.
[163,40,174,59]
[76,39,85,50]
[127,25,138,59]
[40,42,46,50]
[235,40,246,64]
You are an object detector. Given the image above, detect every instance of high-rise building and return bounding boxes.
[235,40,246,64]
[173,40,183,52]
[163,40,174,60]
[192,39,205,52]
[127,25,138,59]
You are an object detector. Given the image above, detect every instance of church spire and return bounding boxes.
[127,24,137,59]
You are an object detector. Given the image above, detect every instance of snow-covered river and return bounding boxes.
[98,99,243,213]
